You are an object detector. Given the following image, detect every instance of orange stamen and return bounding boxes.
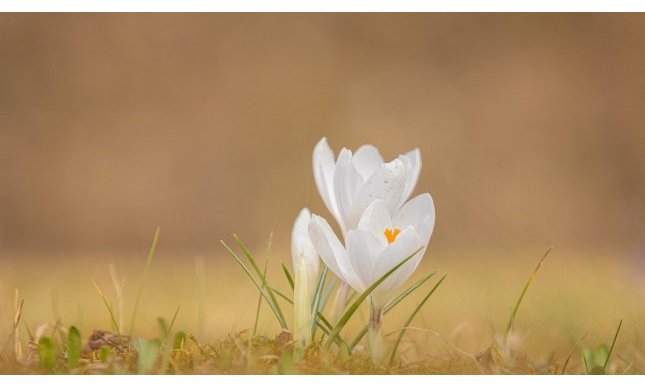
[384,228,401,244]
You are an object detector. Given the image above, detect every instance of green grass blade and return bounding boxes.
[561,332,588,375]
[38,336,57,372]
[318,277,337,313]
[388,274,447,366]
[310,267,329,339]
[268,287,293,305]
[221,240,288,329]
[253,260,269,337]
[384,272,437,314]
[233,235,287,329]
[325,246,423,349]
[67,326,81,368]
[281,262,295,291]
[129,227,160,335]
[504,246,552,344]
[349,271,437,350]
[90,279,119,332]
[168,305,180,334]
[603,319,623,373]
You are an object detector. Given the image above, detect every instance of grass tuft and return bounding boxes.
[504,246,552,345]
[129,226,161,335]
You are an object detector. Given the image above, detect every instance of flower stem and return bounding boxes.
[330,281,351,324]
[368,304,385,364]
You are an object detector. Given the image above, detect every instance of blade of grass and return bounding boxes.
[281,262,295,291]
[195,256,205,342]
[310,267,329,339]
[388,274,447,366]
[1,294,23,360]
[603,319,623,373]
[268,287,293,305]
[108,263,124,334]
[233,235,287,330]
[325,246,423,349]
[265,287,347,348]
[504,246,552,344]
[318,277,337,314]
[168,305,180,334]
[253,234,274,336]
[561,332,588,375]
[253,260,269,337]
[90,279,119,332]
[129,227,160,334]
[350,271,437,350]
[221,240,288,329]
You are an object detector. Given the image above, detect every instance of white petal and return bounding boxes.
[349,158,406,230]
[333,148,363,234]
[393,193,435,244]
[398,149,421,207]
[312,138,340,221]
[308,214,363,291]
[370,227,423,308]
[352,144,384,180]
[345,229,384,291]
[291,208,319,276]
[356,199,391,249]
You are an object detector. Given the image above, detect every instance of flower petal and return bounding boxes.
[333,148,364,234]
[352,144,384,180]
[350,158,406,230]
[356,199,391,248]
[398,149,421,207]
[291,208,319,276]
[346,229,384,291]
[370,227,423,308]
[313,138,340,221]
[392,193,435,244]
[308,214,362,291]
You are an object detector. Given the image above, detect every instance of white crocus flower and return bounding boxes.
[290,208,320,346]
[313,137,421,237]
[308,193,435,360]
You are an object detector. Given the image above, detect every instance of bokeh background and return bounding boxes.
[1,14,645,368]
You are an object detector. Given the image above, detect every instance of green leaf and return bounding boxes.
[318,277,337,313]
[130,227,161,334]
[233,235,287,329]
[504,247,552,344]
[99,346,111,362]
[388,274,447,365]
[325,246,424,349]
[67,326,81,368]
[38,336,57,372]
[603,319,623,373]
[173,331,188,350]
[310,267,329,339]
[253,259,269,337]
[349,271,437,350]
[221,240,288,329]
[90,279,119,332]
[582,348,593,374]
[281,262,295,291]
[157,318,170,338]
[135,338,160,374]
[167,305,180,335]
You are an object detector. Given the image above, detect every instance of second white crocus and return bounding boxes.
[308,193,435,360]
[291,208,320,346]
[313,137,421,237]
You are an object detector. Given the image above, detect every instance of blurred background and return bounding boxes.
[1,14,645,363]
[2,13,645,255]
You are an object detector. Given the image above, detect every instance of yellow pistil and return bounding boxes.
[384,228,401,244]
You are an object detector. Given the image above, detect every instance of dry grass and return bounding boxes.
[0,245,643,374]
